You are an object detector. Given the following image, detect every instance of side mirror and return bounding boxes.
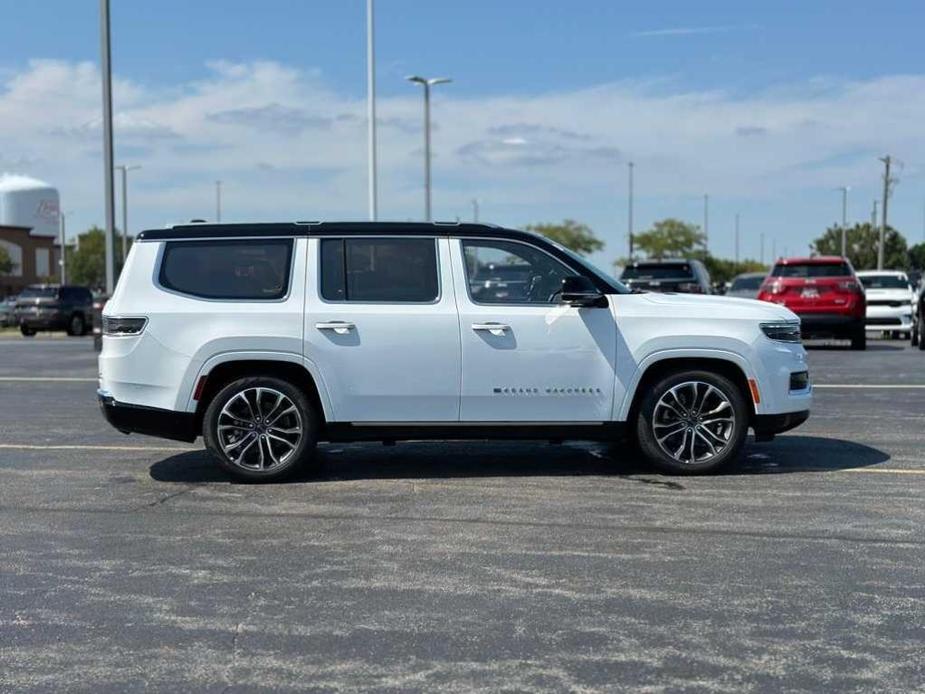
[559,275,607,308]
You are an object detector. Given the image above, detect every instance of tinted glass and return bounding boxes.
[772,263,851,278]
[320,238,438,302]
[730,275,765,291]
[621,264,695,280]
[19,287,57,299]
[462,239,572,304]
[858,275,908,289]
[160,239,292,299]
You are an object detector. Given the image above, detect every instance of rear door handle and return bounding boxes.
[315,321,355,335]
[472,322,510,336]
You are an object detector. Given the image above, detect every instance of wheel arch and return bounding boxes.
[189,354,332,434]
[620,352,755,424]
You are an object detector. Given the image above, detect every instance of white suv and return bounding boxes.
[99,222,811,480]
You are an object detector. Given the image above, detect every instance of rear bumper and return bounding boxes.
[796,313,862,337]
[98,389,198,443]
[752,410,810,440]
[18,314,67,330]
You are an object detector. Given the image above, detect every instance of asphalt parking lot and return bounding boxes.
[1,336,923,692]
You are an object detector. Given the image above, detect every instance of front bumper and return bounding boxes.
[98,390,198,442]
[865,305,913,331]
[753,410,810,441]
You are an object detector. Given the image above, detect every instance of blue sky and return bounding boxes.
[2,0,925,270]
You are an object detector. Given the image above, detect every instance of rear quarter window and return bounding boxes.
[159,239,293,300]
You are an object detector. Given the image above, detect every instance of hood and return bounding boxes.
[640,291,797,322]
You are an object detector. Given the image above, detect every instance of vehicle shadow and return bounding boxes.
[148,435,889,485]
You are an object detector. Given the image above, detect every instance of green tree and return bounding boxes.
[0,245,14,276]
[65,226,133,288]
[908,242,925,271]
[812,223,907,270]
[525,219,603,256]
[631,218,706,260]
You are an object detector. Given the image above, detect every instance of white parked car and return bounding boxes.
[856,270,916,338]
[98,222,811,481]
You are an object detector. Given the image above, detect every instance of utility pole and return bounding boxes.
[627,162,635,259]
[703,194,709,252]
[734,213,740,264]
[871,200,878,227]
[878,155,893,270]
[116,164,141,264]
[215,180,222,222]
[99,0,116,294]
[771,238,776,262]
[366,0,378,220]
[760,232,765,265]
[471,199,479,223]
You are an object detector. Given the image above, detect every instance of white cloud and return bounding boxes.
[1,59,924,263]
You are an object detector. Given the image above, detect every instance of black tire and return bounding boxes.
[918,318,925,351]
[66,313,85,337]
[851,326,867,351]
[635,369,749,475]
[20,324,36,337]
[203,376,318,482]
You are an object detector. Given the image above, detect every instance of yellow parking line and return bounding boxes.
[839,467,925,475]
[0,377,97,382]
[0,444,194,452]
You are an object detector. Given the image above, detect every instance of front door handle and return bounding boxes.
[472,322,510,336]
[315,321,355,335]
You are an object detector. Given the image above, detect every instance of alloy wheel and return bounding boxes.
[651,381,736,465]
[217,387,303,471]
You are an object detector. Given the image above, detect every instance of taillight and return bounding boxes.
[759,281,783,295]
[838,280,862,294]
[102,316,147,336]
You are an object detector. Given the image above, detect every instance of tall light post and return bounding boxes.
[215,180,222,222]
[99,0,116,293]
[406,75,452,221]
[59,211,67,285]
[734,213,740,264]
[878,155,894,270]
[116,164,141,263]
[627,162,635,259]
[471,198,479,223]
[703,193,709,251]
[367,0,378,220]
[835,186,849,257]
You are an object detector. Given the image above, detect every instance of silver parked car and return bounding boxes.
[726,272,767,299]
[0,295,18,327]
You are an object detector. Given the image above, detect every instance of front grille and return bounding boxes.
[867,317,901,326]
[867,300,905,308]
[789,371,810,391]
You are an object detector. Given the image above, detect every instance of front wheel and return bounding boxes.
[20,324,36,337]
[635,370,749,475]
[66,313,85,337]
[918,317,925,351]
[203,376,318,482]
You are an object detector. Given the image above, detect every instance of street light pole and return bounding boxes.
[836,186,849,257]
[703,193,709,252]
[59,212,67,285]
[878,155,893,270]
[367,0,378,220]
[734,213,740,264]
[99,0,116,294]
[406,75,451,221]
[116,164,141,264]
[215,180,222,222]
[471,198,479,223]
[627,162,634,259]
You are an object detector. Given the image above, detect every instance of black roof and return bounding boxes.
[137,221,521,241]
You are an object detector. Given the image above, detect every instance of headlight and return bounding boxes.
[760,321,801,343]
[102,316,147,336]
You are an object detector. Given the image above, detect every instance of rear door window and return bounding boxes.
[320,237,439,302]
[160,239,293,300]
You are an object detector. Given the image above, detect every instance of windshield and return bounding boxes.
[859,275,909,290]
[18,287,57,299]
[730,275,766,291]
[621,264,695,281]
[772,263,851,278]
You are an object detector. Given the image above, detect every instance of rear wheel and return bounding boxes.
[918,316,925,351]
[203,376,318,482]
[635,370,749,475]
[19,324,35,337]
[66,313,85,337]
[851,326,867,351]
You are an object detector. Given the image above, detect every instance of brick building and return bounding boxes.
[0,225,61,298]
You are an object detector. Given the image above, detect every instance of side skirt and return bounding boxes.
[322,422,627,443]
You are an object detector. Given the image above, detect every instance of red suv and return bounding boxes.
[758,256,866,350]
